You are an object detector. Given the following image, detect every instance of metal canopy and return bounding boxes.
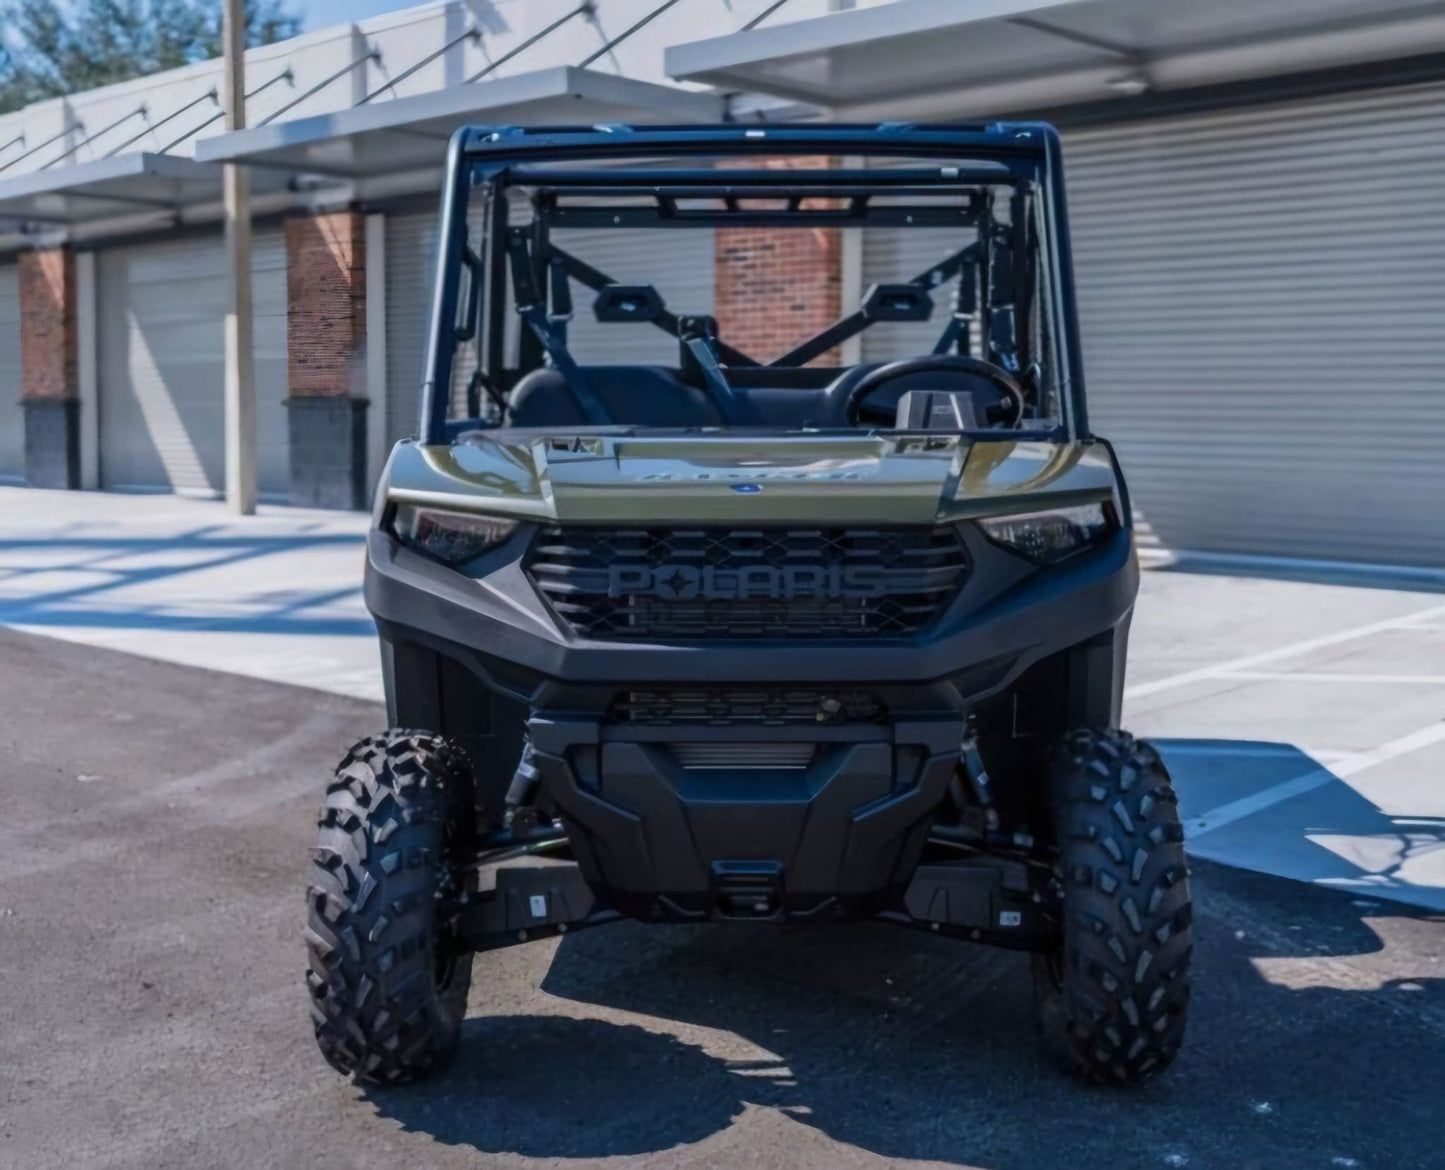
[667,0,1445,117]
[0,153,226,228]
[195,66,725,179]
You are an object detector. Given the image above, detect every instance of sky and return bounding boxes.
[299,0,420,32]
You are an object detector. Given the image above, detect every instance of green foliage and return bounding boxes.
[0,0,301,114]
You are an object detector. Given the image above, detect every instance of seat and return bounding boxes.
[506,366,723,428]
[503,360,992,430]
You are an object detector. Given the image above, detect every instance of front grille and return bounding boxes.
[612,688,886,727]
[527,526,968,640]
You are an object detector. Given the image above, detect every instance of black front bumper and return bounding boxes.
[529,711,964,920]
[364,521,1137,690]
[366,521,1137,920]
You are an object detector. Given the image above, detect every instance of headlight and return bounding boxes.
[978,502,1114,565]
[389,503,519,566]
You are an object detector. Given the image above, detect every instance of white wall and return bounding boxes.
[0,0,855,185]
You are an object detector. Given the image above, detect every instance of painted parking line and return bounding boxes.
[1125,601,1445,701]
[1186,719,1445,839]
[1215,671,1445,685]
[1160,741,1362,767]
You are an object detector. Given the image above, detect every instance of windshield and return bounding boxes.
[426,143,1070,442]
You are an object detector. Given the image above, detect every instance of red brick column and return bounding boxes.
[18,248,80,489]
[284,211,368,509]
[714,156,843,366]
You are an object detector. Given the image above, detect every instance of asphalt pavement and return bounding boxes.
[1,627,1441,1170]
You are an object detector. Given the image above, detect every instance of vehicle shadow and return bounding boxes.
[362,860,1445,1168]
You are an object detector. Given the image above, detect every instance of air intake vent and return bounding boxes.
[671,742,816,770]
[612,688,885,727]
[526,526,968,640]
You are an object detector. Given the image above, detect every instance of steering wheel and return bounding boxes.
[842,354,1027,429]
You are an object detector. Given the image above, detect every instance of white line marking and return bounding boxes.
[1188,720,1445,839]
[1216,671,1445,685]
[1125,602,1445,701]
[1159,742,1358,765]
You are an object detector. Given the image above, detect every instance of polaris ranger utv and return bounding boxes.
[306,123,1192,1088]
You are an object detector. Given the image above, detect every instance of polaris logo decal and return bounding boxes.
[730,483,764,494]
[607,564,888,601]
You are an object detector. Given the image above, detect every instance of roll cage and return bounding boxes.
[419,123,1087,445]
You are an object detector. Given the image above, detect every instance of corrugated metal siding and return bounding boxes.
[384,210,716,443]
[384,206,489,443]
[384,211,439,446]
[859,159,1004,364]
[0,263,21,481]
[552,226,715,365]
[97,233,288,494]
[1063,82,1445,566]
[860,227,975,364]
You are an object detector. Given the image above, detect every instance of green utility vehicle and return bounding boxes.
[306,123,1192,1088]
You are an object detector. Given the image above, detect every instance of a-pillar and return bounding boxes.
[19,247,80,489]
[285,209,368,509]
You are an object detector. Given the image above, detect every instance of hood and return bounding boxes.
[380,433,1119,526]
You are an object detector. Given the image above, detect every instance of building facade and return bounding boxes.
[1,0,1443,568]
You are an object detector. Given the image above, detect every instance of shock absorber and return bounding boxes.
[503,739,542,831]
[959,718,1000,833]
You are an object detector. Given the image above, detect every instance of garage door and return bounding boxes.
[1061,82,1445,566]
[385,210,714,444]
[384,212,439,447]
[0,262,21,482]
[97,232,287,495]
[859,157,1005,366]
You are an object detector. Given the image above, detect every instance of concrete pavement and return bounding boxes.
[1,485,1441,910]
[0,487,377,699]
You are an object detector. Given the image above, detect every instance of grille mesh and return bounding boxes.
[612,688,885,727]
[527,526,968,640]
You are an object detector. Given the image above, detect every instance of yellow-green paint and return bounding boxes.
[379,433,1120,526]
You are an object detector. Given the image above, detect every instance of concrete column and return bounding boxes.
[285,209,368,510]
[75,250,99,489]
[714,156,843,366]
[18,247,80,489]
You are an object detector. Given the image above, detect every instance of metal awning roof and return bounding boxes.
[0,152,227,228]
[195,66,725,178]
[668,0,1445,118]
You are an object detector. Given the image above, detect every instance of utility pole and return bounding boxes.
[222,0,256,514]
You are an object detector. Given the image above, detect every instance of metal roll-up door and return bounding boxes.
[384,205,495,443]
[385,210,716,443]
[1063,82,1445,566]
[385,211,439,446]
[0,262,21,482]
[859,156,1004,366]
[97,232,288,495]
[553,226,715,365]
[859,226,978,364]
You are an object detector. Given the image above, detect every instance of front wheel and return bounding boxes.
[1034,728,1193,1083]
[305,731,475,1084]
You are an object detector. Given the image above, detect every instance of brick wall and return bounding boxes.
[285,210,366,398]
[714,156,842,366]
[18,248,77,400]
